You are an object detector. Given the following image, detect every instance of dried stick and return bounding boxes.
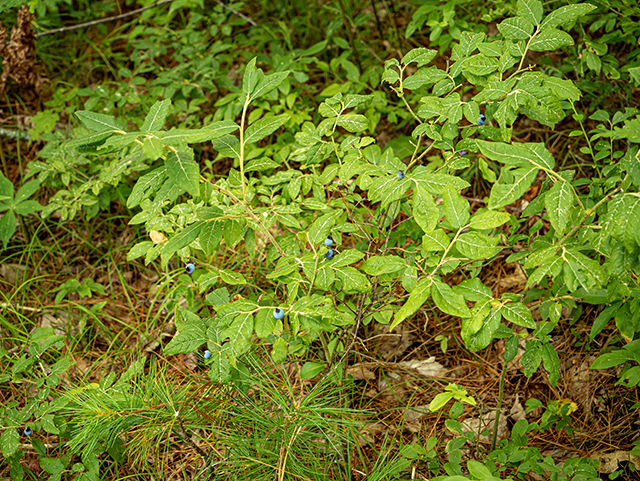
[34,0,257,39]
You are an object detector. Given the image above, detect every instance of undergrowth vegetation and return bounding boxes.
[1,0,640,480]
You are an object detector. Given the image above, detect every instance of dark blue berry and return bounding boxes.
[204,350,211,359]
[24,427,32,436]
[397,170,404,179]
[324,237,333,247]
[274,308,284,319]
[458,150,468,155]
[478,114,486,126]
[185,263,195,274]
[325,249,334,259]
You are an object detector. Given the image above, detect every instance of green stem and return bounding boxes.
[307,253,320,296]
[430,227,464,277]
[570,100,599,177]
[397,91,422,123]
[239,96,251,203]
[559,174,628,245]
[491,362,507,451]
[208,181,286,257]
[539,165,585,211]
[516,25,539,73]
[407,141,436,170]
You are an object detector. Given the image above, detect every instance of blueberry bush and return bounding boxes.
[1,0,640,479]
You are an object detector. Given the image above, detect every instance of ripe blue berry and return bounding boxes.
[324,237,333,247]
[397,170,404,179]
[478,114,486,126]
[274,308,284,319]
[204,350,211,359]
[185,263,195,274]
[325,249,334,259]
[458,150,468,155]
[24,427,32,436]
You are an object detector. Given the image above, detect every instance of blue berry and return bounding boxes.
[397,170,404,179]
[458,150,468,155]
[478,114,486,126]
[185,263,195,274]
[204,350,211,359]
[24,427,32,436]
[274,308,284,319]
[324,237,333,247]
[325,249,334,259]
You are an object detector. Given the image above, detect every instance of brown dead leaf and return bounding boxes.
[404,405,430,422]
[356,422,388,447]
[397,357,446,378]
[0,263,28,283]
[28,457,42,474]
[460,409,508,442]
[376,323,413,360]
[563,355,596,415]
[0,6,45,93]
[40,312,74,337]
[590,451,640,473]
[499,264,527,290]
[71,355,91,375]
[346,364,376,381]
[510,394,526,422]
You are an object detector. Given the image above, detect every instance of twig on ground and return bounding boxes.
[34,0,175,38]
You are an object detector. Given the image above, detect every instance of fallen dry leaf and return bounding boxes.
[0,263,28,284]
[510,394,526,422]
[397,357,446,378]
[499,263,527,290]
[150,230,168,244]
[356,422,389,447]
[346,364,376,381]
[377,327,413,360]
[590,451,640,473]
[0,6,45,93]
[460,409,508,442]
[404,405,430,422]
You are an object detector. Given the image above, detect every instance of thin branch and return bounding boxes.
[0,302,42,312]
[33,0,257,39]
[213,0,258,27]
[34,0,175,38]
